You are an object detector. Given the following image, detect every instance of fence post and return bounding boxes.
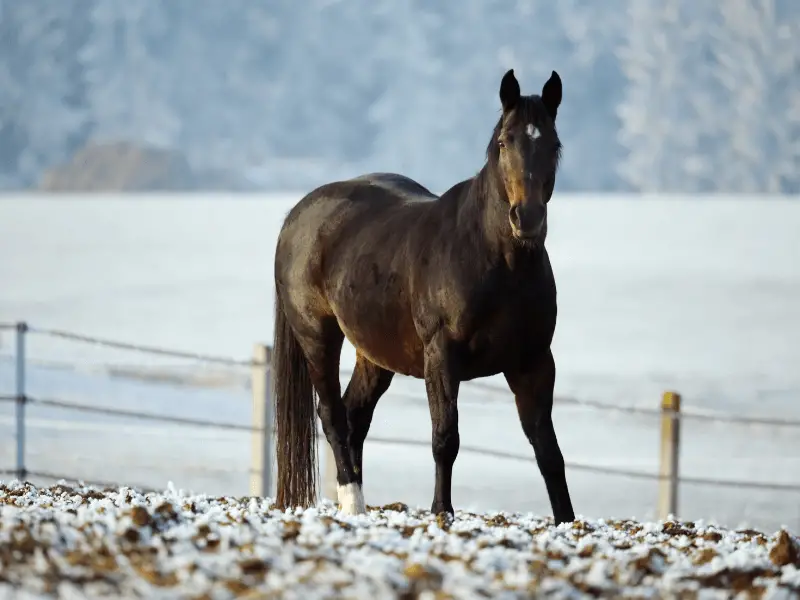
[15,322,27,481]
[250,344,273,498]
[323,439,338,504]
[657,390,681,521]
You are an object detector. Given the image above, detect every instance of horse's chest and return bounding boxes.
[451,279,556,377]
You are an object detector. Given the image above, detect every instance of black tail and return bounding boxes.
[273,288,318,509]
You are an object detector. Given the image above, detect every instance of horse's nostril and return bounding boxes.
[509,205,520,228]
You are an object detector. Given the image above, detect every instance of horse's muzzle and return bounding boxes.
[509,203,545,241]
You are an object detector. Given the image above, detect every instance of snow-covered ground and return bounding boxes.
[1,193,799,535]
[1,481,799,599]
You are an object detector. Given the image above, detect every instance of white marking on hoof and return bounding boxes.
[526,123,541,140]
[338,482,366,515]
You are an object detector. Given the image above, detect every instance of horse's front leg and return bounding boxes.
[504,349,575,525]
[424,336,460,515]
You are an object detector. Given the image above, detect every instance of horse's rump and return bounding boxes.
[275,172,439,376]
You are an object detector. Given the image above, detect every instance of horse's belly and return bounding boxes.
[333,300,425,378]
[339,315,425,378]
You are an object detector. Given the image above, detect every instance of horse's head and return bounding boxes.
[488,69,562,245]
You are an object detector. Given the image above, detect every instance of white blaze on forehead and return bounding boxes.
[526,123,541,140]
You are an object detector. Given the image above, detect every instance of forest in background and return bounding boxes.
[1,0,798,194]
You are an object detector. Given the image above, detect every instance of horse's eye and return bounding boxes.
[498,139,506,149]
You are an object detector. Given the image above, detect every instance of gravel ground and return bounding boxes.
[1,480,799,599]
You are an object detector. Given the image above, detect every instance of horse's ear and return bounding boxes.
[541,70,562,120]
[499,69,520,113]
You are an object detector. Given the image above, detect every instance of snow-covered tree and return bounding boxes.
[709,0,800,193]
[80,2,180,149]
[615,0,719,193]
[554,0,627,192]
[1,0,796,194]
[267,0,389,166]
[364,5,457,189]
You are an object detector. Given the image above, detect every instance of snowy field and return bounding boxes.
[1,481,799,599]
[1,193,799,536]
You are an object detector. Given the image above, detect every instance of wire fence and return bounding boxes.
[9,347,800,430]
[11,393,800,492]
[2,321,800,520]
[26,324,266,367]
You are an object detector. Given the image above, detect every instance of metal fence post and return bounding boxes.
[15,322,27,481]
[250,344,273,498]
[657,390,681,521]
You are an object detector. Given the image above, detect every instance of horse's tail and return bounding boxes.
[273,287,318,509]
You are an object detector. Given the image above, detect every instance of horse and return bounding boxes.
[271,68,576,525]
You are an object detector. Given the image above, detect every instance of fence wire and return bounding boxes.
[16,341,800,429]
[27,325,265,367]
[663,408,800,428]
[28,396,260,433]
[15,323,800,428]
[463,384,800,429]
[15,393,800,493]
[361,435,800,491]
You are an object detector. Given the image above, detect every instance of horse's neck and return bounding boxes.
[456,168,511,254]
[453,167,544,271]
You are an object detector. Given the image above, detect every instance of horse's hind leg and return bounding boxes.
[343,353,394,488]
[504,349,575,525]
[300,316,364,514]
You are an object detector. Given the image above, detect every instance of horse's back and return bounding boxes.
[348,172,438,204]
[278,172,437,258]
[284,173,435,222]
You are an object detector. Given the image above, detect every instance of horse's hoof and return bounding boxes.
[434,511,454,530]
[554,507,576,526]
[338,482,366,515]
[430,502,454,516]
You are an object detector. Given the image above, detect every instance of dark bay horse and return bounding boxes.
[272,69,575,525]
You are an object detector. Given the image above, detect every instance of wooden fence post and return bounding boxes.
[15,322,27,481]
[250,344,273,498]
[657,390,681,521]
[323,438,338,505]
